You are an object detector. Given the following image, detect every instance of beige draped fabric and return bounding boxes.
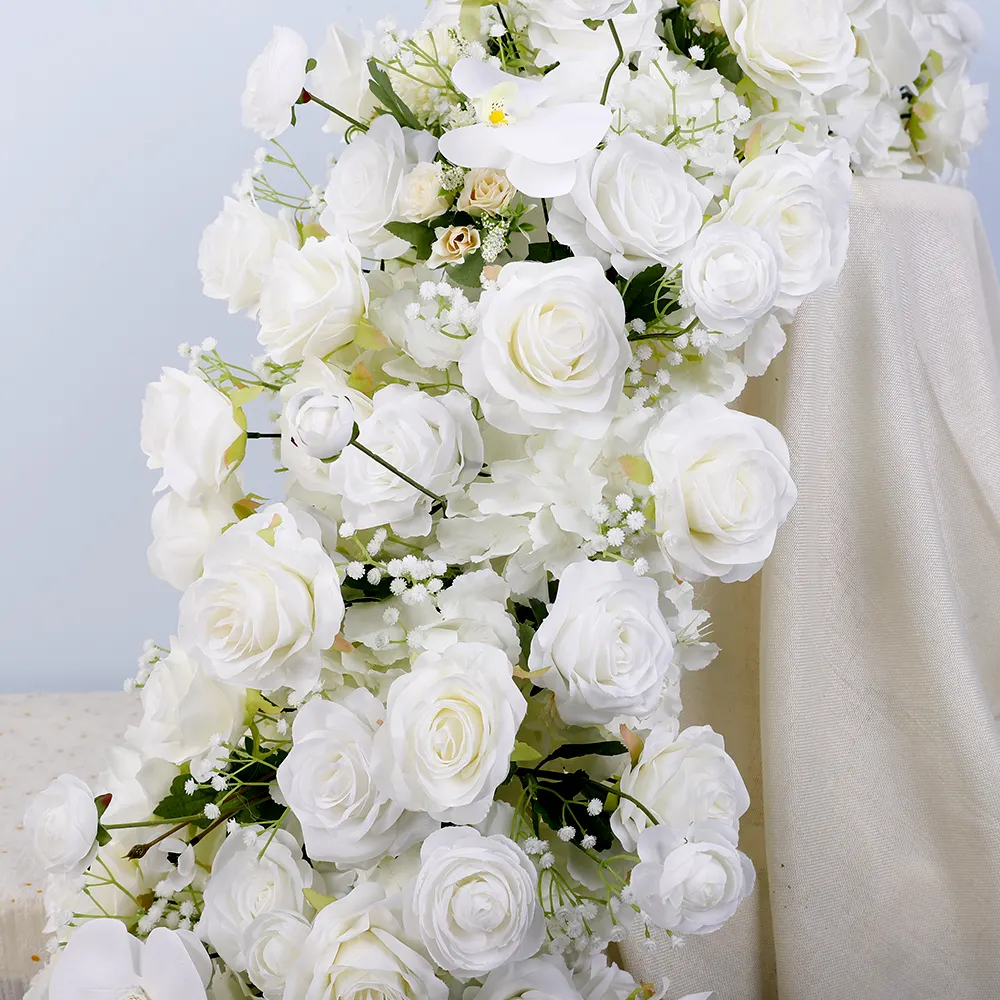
[623,178,1000,998]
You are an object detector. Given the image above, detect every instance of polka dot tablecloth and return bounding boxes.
[0,693,139,999]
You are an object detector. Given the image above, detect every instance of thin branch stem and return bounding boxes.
[601,20,625,106]
[349,441,446,504]
[300,90,368,132]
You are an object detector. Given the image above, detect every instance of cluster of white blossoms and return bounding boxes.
[24,2,986,999]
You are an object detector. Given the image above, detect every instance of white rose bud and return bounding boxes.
[397,161,452,223]
[241,26,309,140]
[428,225,481,268]
[457,167,514,216]
[23,775,98,875]
[632,822,755,935]
[404,827,546,978]
[284,387,357,460]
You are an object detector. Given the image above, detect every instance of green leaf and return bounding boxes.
[621,263,667,323]
[518,621,536,665]
[305,57,317,73]
[711,52,743,85]
[367,60,422,130]
[619,454,654,486]
[543,740,627,764]
[153,775,214,825]
[448,250,485,288]
[229,385,263,409]
[582,17,603,29]
[460,0,485,39]
[510,742,544,764]
[96,825,112,847]
[385,221,435,261]
[525,240,574,263]
[304,887,336,913]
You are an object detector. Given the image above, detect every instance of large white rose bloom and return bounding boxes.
[404,826,546,978]
[124,643,246,773]
[529,560,676,726]
[371,642,526,824]
[276,690,436,866]
[23,775,98,876]
[199,198,297,317]
[460,258,629,439]
[241,27,309,140]
[243,911,312,1000]
[178,503,345,695]
[644,395,797,583]
[49,920,212,1000]
[258,236,369,364]
[632,822,756,935]
[200,828,314,973]
[477,956,584,1000]
[284,883,448,1000]
[722,145,851,311]
[720,0,857,98]
[549,134,713,278]
[147,478,243,591]
[328,385,484,537]
[308,25,376,135]
[141,368,243,504]
[612,721,750,850]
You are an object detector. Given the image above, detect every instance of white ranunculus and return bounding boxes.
[285,387,357,460]
[277,690,436,867]
[49,920,212,1000]
[200,828,314,972]
[528,560,675,727]
[612,722,750,850]
[141,369,243,504]
[241,27,309,140]
[720,0,857,98]
[632,822,755,935]
[404,826,545,978]
[309,25,376,135]
[914,59,989,180]
[148,479,243,590]
[258,236,369,365]
[24,775,97,876]
[683,223,781,337]
[243,910,311,1000]
[328,385,484,537]
[178,503,344,695]
[477,956,584,1000]
[460,257,629,439]
[284,883,447,1000]
[397,161,452,223]
[372,642,526,824]
[321,115,436,259]
[439,59,611,198]
[722,145,851,311]
[549,134,712,279]
[125,643,246,771]
[198,198,297,317]
[644,395,797,583]
[573,956,666,1000]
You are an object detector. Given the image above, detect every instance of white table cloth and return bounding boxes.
[3,178,1000,1000]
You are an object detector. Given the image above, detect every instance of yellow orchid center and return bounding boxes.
[488,106,508,126]
[476,82,518,128]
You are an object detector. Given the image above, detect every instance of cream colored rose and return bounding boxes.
[457,168,514,216]
[428,225,481,268]
[397,161,452,223]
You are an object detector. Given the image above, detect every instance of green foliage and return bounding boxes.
[525,240,574,263]
[541,740,628,764]
[518,767,616,851]
[620,264,668,323]
[660,8,743,85]
[367,60,422,130]
[386,222,435,261]
[448,250,486,288]
[153,775,215,827]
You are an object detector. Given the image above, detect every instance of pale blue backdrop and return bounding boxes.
[0,1,995,692]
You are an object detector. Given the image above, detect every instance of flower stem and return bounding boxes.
[349,441,446,505]
[300,90,368,132]
[246,432,281,439]
[601,20,625,106]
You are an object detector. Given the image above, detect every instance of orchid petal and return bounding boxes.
[500,104,613,164]
[143,927,210,1000]
[439,124,510,169]
[49,919,141,1000]
[451,58,551,106]
[504,155,578,198]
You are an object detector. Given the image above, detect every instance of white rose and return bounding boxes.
[720,0,857,98]
[285,883,447,1000]
[198,198,296,317]
[460,258,629,439]
[200,828,314,972]
[243,911,311,1000]
[321,115,435,258]
[404,827,545,978]
[859,0,932,94]
[528,560,675,726]
[477,956,584,1000]
[125,643,246,770]
[24,775,97,875]
[550,134,713,278]
[241,27,309,140]
[397,161,452,223]
[141,368,242,504]
[372,642,526,824]
[148,479,243,590]
[722,145,851,311]
[572,956,651,1000]
[644,395,797,583]
[309,25,376,135]
[257,236,369,365]
[277,690,436,867]
[683,222,780,337]
[179,503,345,695]
[97,747,177,849]
[285,387,357,460]
[612,722,750,850]
[457,167,514,216]
[328,385,484,537]
[913,60,989,180]
[632,822,755,935]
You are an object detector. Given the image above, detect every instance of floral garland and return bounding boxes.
[23,2,986,999]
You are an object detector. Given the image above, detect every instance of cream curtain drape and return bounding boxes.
[623,178,1000,999]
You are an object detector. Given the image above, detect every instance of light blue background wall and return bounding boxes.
[0,1,995,692]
